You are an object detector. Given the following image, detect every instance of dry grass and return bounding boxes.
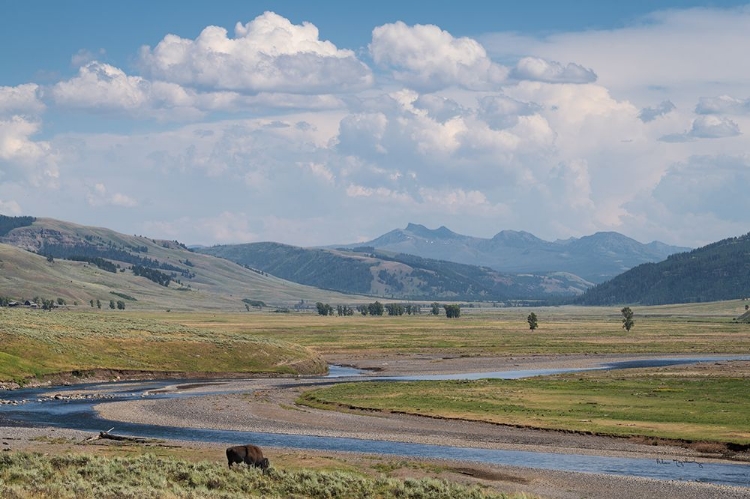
[0,309,326,384]
[147,302,750,357]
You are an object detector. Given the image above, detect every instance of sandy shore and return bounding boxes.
[4,354,750,498]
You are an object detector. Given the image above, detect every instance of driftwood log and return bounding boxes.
[88,428,149,443]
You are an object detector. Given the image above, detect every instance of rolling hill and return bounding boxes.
[337,223,689,284]
[576,232,750,305]
[0,216,366,310]
[197,242,592,301]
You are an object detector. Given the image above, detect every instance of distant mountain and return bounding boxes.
[198,242,592,301]
[0,217,361,310]
[338,223,690,283]
[577,233,750,305]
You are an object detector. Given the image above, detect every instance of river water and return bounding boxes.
[1,357,749,487]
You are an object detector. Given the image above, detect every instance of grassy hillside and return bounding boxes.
[0,218,368,310]
[0,308,326,384]
[198,242,592,301]
[577,233,750,305]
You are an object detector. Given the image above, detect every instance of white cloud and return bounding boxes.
[511,57,596,84]
[370,21,508,90]
[0,84,45,116]
[139,12,372,94]
[689,115,741,138]
[0,116,58,186]
[661,115,742,141]
[52,61,348,119]
[53,62,150,110]
[696,95,750,115]
[481,6,750,107]
[7,6,750,248]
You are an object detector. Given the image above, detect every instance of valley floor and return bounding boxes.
[3,354,750,499]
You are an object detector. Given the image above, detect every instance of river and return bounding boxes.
[1,356,749,487]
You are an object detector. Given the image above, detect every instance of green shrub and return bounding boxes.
[0,452,521,499]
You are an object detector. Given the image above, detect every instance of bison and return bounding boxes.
[226,444,270,470]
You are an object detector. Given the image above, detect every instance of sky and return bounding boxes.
[2,1,750,248]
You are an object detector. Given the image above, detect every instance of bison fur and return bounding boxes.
[226,444,270,470]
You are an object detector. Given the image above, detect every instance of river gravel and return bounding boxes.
[4,354,750,499]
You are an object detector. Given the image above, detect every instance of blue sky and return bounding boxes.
[2,1,750,247]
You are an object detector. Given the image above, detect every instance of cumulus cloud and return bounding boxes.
[510,57,596,84]
[695,95,750,115]
[639,100,675,122]
[663,115,742,141]
[52,61,215,119]
[0,116,58,186]
[52,61,346,119]
[139,11,372,94]
[0,84,45,116]
[53,62,151,110]
[370,21,507,90]
[689,115,741,138]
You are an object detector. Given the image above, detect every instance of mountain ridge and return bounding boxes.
[0,216,365,310]
[577,232,750,305]
[336,224,690,283]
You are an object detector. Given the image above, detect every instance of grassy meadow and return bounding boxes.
[147,300,750,357]
[1,301,749,445]
[0,308,326,384]
[300,363,750,445]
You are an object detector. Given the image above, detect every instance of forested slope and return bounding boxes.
[577,233,750,305]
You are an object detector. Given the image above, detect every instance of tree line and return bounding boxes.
[0,215,35,237]
[315,301,461,318]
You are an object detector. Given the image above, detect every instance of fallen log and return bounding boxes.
[93,428,149,443]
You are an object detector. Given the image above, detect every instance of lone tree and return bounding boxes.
[527,312,538,331]
[621,306,635,331]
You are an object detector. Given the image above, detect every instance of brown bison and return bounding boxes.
[226,444,270,470]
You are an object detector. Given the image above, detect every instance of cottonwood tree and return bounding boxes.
[315,302,334,316]
[527,312,538,331]
[443,304,461,318]
[621,306,635,331]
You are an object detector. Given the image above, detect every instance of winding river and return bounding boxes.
[1,356,749,487]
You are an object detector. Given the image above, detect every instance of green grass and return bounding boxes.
[0,309,326,384]
[0,453,527,499]
[300,364,750,444]
[153,301,750,357]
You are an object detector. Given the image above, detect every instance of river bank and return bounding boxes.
[3,354,750,498]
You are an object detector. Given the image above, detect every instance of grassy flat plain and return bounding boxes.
[0,308,326,384]
[300,362,750,444]
[148,300,750,357]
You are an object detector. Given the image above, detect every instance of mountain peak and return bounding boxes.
[404,223,460,240]
[491,230,543,245]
